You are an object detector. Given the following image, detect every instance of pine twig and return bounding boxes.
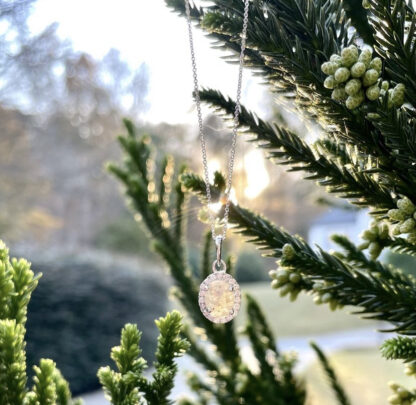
[310,342,351,405]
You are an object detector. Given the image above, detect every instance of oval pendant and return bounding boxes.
[198,271,241,324]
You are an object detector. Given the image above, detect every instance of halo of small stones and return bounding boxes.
[198,272,241,324]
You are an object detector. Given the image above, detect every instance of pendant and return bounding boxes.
[198,240,241,323]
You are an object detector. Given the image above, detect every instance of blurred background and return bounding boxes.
[2,0,416,404]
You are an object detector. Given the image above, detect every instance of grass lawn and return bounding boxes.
[305,348,412,405]
[239,282,375,336]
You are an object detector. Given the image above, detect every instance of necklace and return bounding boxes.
[185,0,250,323]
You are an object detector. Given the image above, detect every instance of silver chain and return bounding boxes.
[185,0,250,242]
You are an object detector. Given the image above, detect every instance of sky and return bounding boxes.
[29,0,270,125]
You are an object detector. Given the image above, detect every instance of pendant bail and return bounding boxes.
[215,236,223,266]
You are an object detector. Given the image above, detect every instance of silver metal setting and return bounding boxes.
[198,272,241,323]
[212,259,227,273]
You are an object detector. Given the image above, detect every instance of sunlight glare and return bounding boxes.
[208,158,220,182]
[244,149,270,199]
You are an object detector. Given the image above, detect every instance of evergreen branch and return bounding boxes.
[185,372,231,405]
[244,316,281,404]
[180,325,246,402]
[342,0,375,44]
[368,0,416,104]
[8,258,40,325]
[111,123,308,404]
[183,172,416,334]
[111,324,147,376]
[310,342,351,405]
[0,319,27,405]
[29,359,58,405]
[245,294,277,354]
[170,0,416,197]
[154,311,190,369]
[331,234,398,278]
[387,236,416,257]
[381,336,416,362]
[99,312,189,405]
[201,230,213,281]
[53,369,74,405]
[198,87,396,210]
[0,241,14,320]
[173,164,187,259]
[157,155,173,210]
[146,311,190,405]
[167,0,398,161]
[181,325,224,375]
[244,294,305,405]
[109,121,244,371]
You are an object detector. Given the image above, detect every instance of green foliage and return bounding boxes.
[161,0,416,401]
[110,120,309,404]
[26,254,167,394]
[0,319,27,405]
[184,171,416,333]
[98,311,189,405]
[310,342,351,405]
[381,337,416,362]
[0,240,78,405]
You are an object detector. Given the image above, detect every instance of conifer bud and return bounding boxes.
[366,84,380,100]
[397,197,415,215]
[321,61,338,75]
[359,48,373,67]
[346,91,364,110]
[361,229,376,241]
[324,75,336,89]
[330,54,342,65]
[407,233,416,245]
[404,364,416,376]
[280,283,294,296]
[351,62,367,78]
[362,0,370,8]
[363,69,380,87]
[366,112,380,120]
[290,290,300,302]
[321,292,332,303]
[388,209,406,221]
[345,79,362,96]
[392,83,405,107]
[282,243,296,260]
[369,241,382,259]
[277,269,289,283]
[381,81,390,91]
[334,67,350,83]
[341,45,359,67]
[332,87,347,101]
[392,224,402,236]
[370,57,382,72]
[268,270,277,279]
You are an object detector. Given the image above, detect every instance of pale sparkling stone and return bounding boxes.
[199,273,241,323]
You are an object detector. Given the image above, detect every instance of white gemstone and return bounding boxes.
[198,273,241,323]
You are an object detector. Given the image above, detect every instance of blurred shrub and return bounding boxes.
[25,253,167,395]
[235,250,270,283]
[94,213,154,257]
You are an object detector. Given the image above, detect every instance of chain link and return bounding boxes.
[185,0,250,241]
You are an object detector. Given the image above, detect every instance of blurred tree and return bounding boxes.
[0,0,152,249]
